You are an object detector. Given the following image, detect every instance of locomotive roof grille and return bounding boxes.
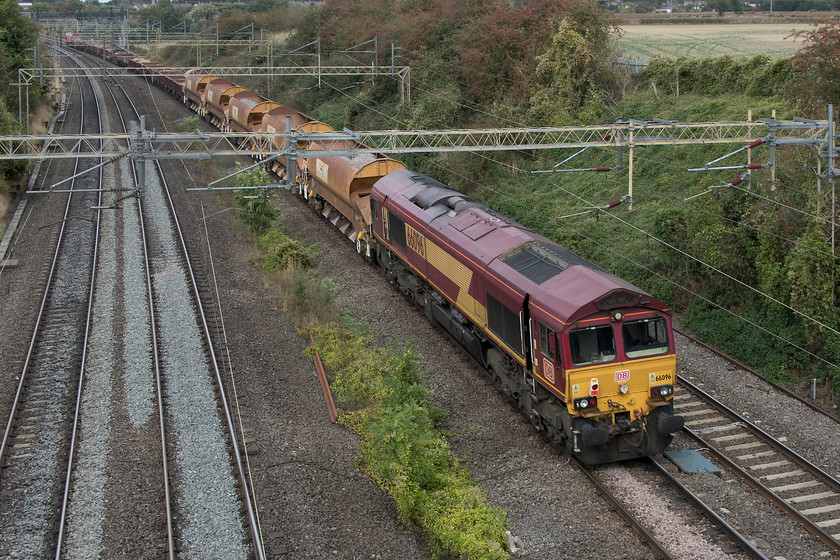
[502,242,598,284]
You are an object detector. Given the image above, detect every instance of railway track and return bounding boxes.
[675,376,840,552]
[584,457,764,560]
[0,53,104,558]
[0,47,264,558]
[96,51,264,558]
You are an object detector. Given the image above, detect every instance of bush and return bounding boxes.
[277,267,342,327]
[257,229,319,271]
[639,55,788,98]
[308,323,510,559]
[234,166,280,235]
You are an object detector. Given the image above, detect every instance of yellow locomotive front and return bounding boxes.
[561,309,684,463]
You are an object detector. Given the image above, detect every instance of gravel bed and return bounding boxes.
[63,86,165,558]
[597,464,741,560]
[142,158,250,559]
[663,440,833,560]
[0,245,94,550]
[63,70,119,560]
[0,68,101,558]
[64,175,116,559]
[672,334,840,559]
[119,155,155,429]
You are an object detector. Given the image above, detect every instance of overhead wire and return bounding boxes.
[568,221,840,371]
[390,60,840,364]
[275,35,840,366]
[550,178,840,337]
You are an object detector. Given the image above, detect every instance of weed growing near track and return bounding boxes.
[307,321,510,560]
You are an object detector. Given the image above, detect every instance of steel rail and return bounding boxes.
[113,36,266,549]
[679,376,840,490]
[101,52,264,557]
[683,427,840,552]
[54,56,105,559]
[154,158,266,560]
[104,69,177,559]
[678,377,840,552]
[137,194,176,559]
[0,57,88,471]
[573,460,675,560]
[647,458,770,559]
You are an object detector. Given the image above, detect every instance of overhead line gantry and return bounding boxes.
[0,119,829,161]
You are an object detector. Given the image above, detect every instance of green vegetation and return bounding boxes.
[0,0,40,200]
[307,322,509,560]
[232,165,321,274]
[220,2,838,402]
[233,170,509,559]
[233,165,279,234]
[256,228,319,271]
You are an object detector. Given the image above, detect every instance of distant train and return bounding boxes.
[72,42,684,464]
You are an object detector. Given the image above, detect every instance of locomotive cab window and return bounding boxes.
[622,318,669,359]
[539,322,556,362]
[569,325,615,366]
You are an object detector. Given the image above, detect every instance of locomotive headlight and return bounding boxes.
[612,311,623,322]
[619,383,629,394]
[574,397,598,410]
[650,384,673,399]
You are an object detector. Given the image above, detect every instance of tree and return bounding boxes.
[0,0,35,57]
[786,22,840,111]
[529,18,617,125]
[187,3,220,31]
[142,0,187,32]
[708,0,733,15]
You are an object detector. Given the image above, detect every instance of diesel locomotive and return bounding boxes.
[72,41,684,464]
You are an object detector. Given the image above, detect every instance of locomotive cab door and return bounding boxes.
[531,319,564,396]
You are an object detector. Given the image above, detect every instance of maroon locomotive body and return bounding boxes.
[369,169,682,464]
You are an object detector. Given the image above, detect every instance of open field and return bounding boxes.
[616,22,812,60]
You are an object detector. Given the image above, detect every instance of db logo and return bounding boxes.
[614,369,631,383]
